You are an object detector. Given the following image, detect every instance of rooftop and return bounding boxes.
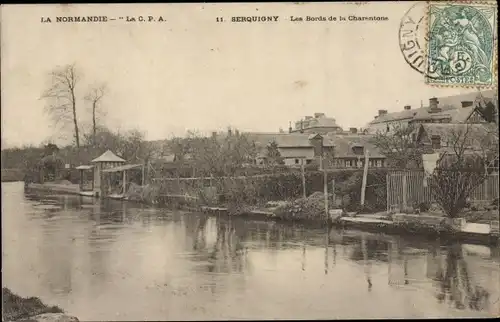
[91,150,126,163]
[369,90,496,125]
[418,123,497,149]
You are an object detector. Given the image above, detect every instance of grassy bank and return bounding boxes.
[2,288,64,321]
[1,169,24,182]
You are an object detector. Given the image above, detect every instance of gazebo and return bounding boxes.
[91,150,126,196]
[75,165,94,193]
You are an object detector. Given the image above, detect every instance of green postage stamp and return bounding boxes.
[426,2,497,87]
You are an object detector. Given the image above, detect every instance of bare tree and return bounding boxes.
[179,129,257,177]
[84,84,107,146]
[430,123,498,220]
[370,123,423,169]
[41,63,82,149]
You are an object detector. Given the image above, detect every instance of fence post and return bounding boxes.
[332,179,336,208]
[486,175,490,201]
[386,172,390,213]
[360,150,369,207]
[301,158,306,199]
[402,172,407,210]
[323,156,328,221]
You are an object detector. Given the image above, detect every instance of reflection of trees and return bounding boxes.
[349,237,389,263]
[208,217,248,274]
[433,243,491,311]
[86,203,116,295]
[183,215,250,274]
[88,225,110,293]
[39,219,73,296]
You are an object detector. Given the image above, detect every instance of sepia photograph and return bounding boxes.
[1,1,499,321]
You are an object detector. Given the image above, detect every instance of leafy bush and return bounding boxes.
[152,169,389,214]
[417,202,430,213]
[274,191,329,221]
[2,287,64,321]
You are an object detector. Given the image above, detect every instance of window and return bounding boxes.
[352,146,364,155]
[295,159,300,164]
[306,160,312,165]
[345,160,352,168]
[431,135,441,149]
[376,160,383,167]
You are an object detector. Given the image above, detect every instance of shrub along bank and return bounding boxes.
[2,288,65,321]
[143,169,388,218]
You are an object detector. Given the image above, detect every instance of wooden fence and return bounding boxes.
[387,171,499,211]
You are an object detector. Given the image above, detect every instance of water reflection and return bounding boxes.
[433,243,491,311]
[2,182,499,320]
[183,214,250,275]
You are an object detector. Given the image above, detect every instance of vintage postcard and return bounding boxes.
[1,2,499,321]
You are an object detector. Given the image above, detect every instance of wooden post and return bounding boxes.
[386,172,390,213]
[123,170,127,195]
[331,179,336,208]
[322,156,328,220]
[301,158,306,199]
[324,227,329,275]
[79,170,83,191]
[142,163,145,186]
[360,150,369,206]
[402,172,407,210]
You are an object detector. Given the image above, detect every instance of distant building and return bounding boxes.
[366,90,496,134]
[290,112,343,134]
[246,132,386,169]
[415,123,497,154]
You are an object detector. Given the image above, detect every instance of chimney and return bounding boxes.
[288,121,292,133]
[349,127,358,134]
[429,97,440,111]
[461,101,473,108]
[227,128,232,136]
[378,109,388,116]
[314,112,325,118]
[211,131,217,139]
[404,105,411,110]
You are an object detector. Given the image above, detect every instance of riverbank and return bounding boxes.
[200,205,500,246]
[23,181,499,246]
[2,288,79,322]
[1,168,24,182]
[25,182,98,197]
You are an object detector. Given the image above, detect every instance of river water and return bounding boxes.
[2,182,500,320]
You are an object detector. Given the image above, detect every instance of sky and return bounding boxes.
[1,2,469,148]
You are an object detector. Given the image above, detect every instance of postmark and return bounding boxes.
[425,2,497,87]
[399,2,439,79]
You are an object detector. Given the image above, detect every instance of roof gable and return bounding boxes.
[91,150,126,163]
[417,123,495,145]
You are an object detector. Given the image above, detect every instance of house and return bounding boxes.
[415,123,498,170]
[289,112,343,134]
[247,132,386,169]
[415,123,496,153]
[245,132,333,167]
[324,134,387,169]
[367,90,496,134]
